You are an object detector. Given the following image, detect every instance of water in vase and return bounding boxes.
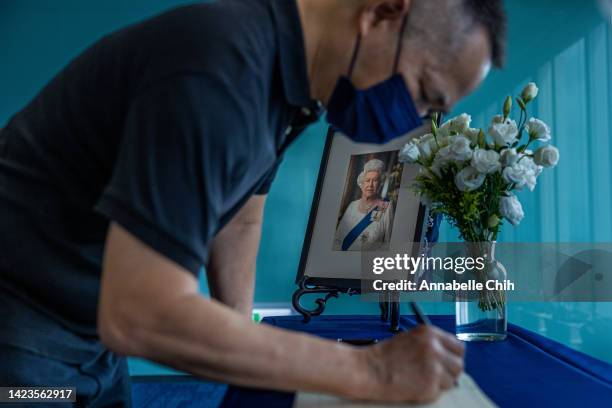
[456,300,507,341]
[455,241,508,341]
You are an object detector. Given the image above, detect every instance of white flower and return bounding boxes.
[491,115,504,124]
[521,157,542,190]
[455,166,485,192]
[448,113,472,133]
[533,145,559,168]
[502,165,523,185]
[437,114,472,143]
[488,116,518,145]
[502,156,542,191]
[432,123,452,146]
[399,141,420,163]
[499,194,524,226]
[526,118,551,142]
[471,149,501,174]
[500,148,520,167]
[436,133,452,148]
[449,135,473,161]
[464,128,481,145]
[434,145,452,161]
[431,145,452,176]
[437,121,451,137]
[417,134,436,160]
[521,82,539,102]
[436,121,450,138]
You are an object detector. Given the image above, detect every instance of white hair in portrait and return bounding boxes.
[356,158,386,188]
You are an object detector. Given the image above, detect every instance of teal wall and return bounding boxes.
[1,0,611,374]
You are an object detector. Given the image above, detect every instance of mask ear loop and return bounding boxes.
[347,33,362,79]
[348,13,408,79]
[392,15,409,74]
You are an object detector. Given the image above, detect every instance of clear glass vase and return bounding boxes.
[455,241,507,341]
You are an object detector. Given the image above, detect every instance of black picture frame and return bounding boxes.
[292,125,430,322]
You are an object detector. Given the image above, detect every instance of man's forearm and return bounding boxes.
[113,293,371,398]
[101,223,464,403]
[207,196,266,316]
[208,221,260,315]
[100,222,370,397]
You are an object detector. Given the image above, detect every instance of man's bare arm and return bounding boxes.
[207,195,266,316]
[98,223,464,402]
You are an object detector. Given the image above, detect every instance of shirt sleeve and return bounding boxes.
[95,75,252,275]
[254,158,282,195]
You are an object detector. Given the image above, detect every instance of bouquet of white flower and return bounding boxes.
[399,82,559,243]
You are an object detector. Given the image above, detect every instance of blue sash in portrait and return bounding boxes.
[341,202,385,251]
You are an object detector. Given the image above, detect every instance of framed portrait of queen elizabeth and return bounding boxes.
[332,152,400,252]
[295,124,431,290]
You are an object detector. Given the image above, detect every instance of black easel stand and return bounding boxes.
[292,277,346,323]
[292,276,401,332]
[379,290,401,332]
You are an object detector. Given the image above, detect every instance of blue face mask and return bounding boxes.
[326,16,423,144]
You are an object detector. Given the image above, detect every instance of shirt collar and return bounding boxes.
[269,0,312,107]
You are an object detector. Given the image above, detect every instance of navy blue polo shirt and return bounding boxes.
[0,0,320,335]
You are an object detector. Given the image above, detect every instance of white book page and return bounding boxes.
[293,373,497,408]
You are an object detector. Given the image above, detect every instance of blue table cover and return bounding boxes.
[131,376,227,408]
[220,315,612,408]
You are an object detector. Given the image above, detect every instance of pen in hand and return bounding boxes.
[410,301,459,386]
[409,301,431,325]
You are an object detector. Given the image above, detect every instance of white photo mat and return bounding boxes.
[299,124,431,281]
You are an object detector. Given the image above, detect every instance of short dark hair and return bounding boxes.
[462,0,507,68]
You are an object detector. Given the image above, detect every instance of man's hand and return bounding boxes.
[358,325,465,403]
[208,195,266,316]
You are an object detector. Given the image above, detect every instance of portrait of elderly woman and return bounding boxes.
[333,151,403,251]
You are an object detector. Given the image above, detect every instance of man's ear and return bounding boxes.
[358,0,411,36]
